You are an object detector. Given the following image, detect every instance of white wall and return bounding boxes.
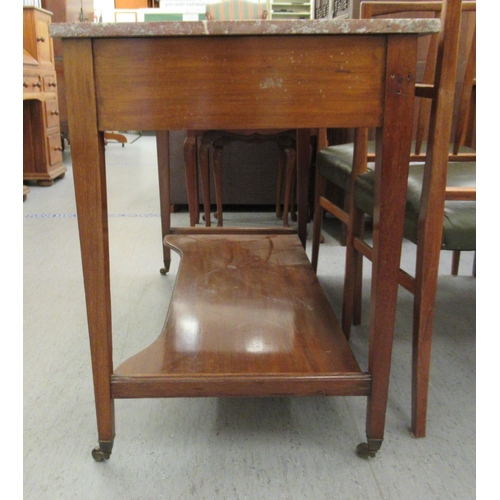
[93,0,115,22]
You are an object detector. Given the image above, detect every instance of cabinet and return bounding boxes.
[270,1,313,19]
[42,1,94,141]
[23,6,66,186]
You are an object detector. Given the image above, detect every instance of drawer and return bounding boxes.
[47,132,63,166]
[45,99,60,129]
[43,75,58,93]
[23,75,42,94]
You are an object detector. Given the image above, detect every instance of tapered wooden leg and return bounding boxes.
[352,219,364,327]
[276,147,285,219]
[362,36,418,453]
[451,250,460,275]
[184,132,199,227]
[342,128,368,336]
[199,139,212,227]
[282,145,296,228]
[311,127,329,271]
[296,129,311,248]
[411,284,437,438]
[156,131,171,274]
[311,165,325,273]
[342,205,364,340]
[213,144,224,227]
[63,39,115,458]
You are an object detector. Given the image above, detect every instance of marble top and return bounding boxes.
[49,19,440,38]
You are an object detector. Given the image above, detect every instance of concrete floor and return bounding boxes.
[23,134,476,499]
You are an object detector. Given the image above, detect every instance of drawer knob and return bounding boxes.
[51,110,60,116]
[54,146,63,152]
[23,81,29,88]
[36,36,46,42]
[49,82,57,87]
[33,82,42,88]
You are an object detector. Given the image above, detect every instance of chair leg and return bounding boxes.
[341,205,364,339]
[282,145,296,228]
[212,144,224,227]
[411,234,443,438]
[352,217,364,326]
[411,282,438,438]
[311,166,326,273]
[451,250,460,275]
[199,139,212,227]
[339,192,349,246]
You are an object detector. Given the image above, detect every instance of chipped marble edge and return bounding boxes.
[49,19,440,38]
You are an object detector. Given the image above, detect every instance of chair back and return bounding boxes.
[360,1,476,158]
[206,0,269,20]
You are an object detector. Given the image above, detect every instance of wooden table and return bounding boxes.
[50,18,439,462]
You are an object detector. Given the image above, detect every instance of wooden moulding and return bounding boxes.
[112,234,371,399]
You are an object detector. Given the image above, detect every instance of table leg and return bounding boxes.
[157,131,171,274]
[296,129,311,248]
[63,39,115,460]
[359,35,418,457]
[183,130,199,227]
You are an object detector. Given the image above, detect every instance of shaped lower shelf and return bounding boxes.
[112,233,370,399]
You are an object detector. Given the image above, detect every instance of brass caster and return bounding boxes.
[92,446,111,462]
[91,440,113,462]
[160,260,171,275]
[356,443,376,458]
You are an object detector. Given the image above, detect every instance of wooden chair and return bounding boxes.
[183,0,299,228]
[198,129,297,227]
[206,0,268,20]
[314,1,476,276]
[311,0,476,438]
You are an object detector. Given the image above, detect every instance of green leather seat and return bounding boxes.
[317,141,476,250]
[317,141,376,193]
[354,161,476,251]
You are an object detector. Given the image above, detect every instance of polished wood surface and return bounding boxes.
[52,18,439,459]
[113,234,369,398]
[93,36,385,131]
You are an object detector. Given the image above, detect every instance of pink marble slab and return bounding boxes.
[49,19,440,38]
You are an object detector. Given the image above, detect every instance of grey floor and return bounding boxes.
[23,134,475,499]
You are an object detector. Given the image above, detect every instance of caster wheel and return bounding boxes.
[356,442,378,459]
[160,260,171,275]
[92,446,111,462]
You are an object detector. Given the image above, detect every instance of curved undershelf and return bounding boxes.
[113,233,370,399]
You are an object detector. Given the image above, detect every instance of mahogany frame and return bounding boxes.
[50,19,439,460]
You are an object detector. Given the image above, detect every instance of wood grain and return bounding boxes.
[113,234,369,398]
[94,36,386,131]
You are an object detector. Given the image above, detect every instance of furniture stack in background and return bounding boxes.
[41,0,95,144]
[23,5,66,192]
